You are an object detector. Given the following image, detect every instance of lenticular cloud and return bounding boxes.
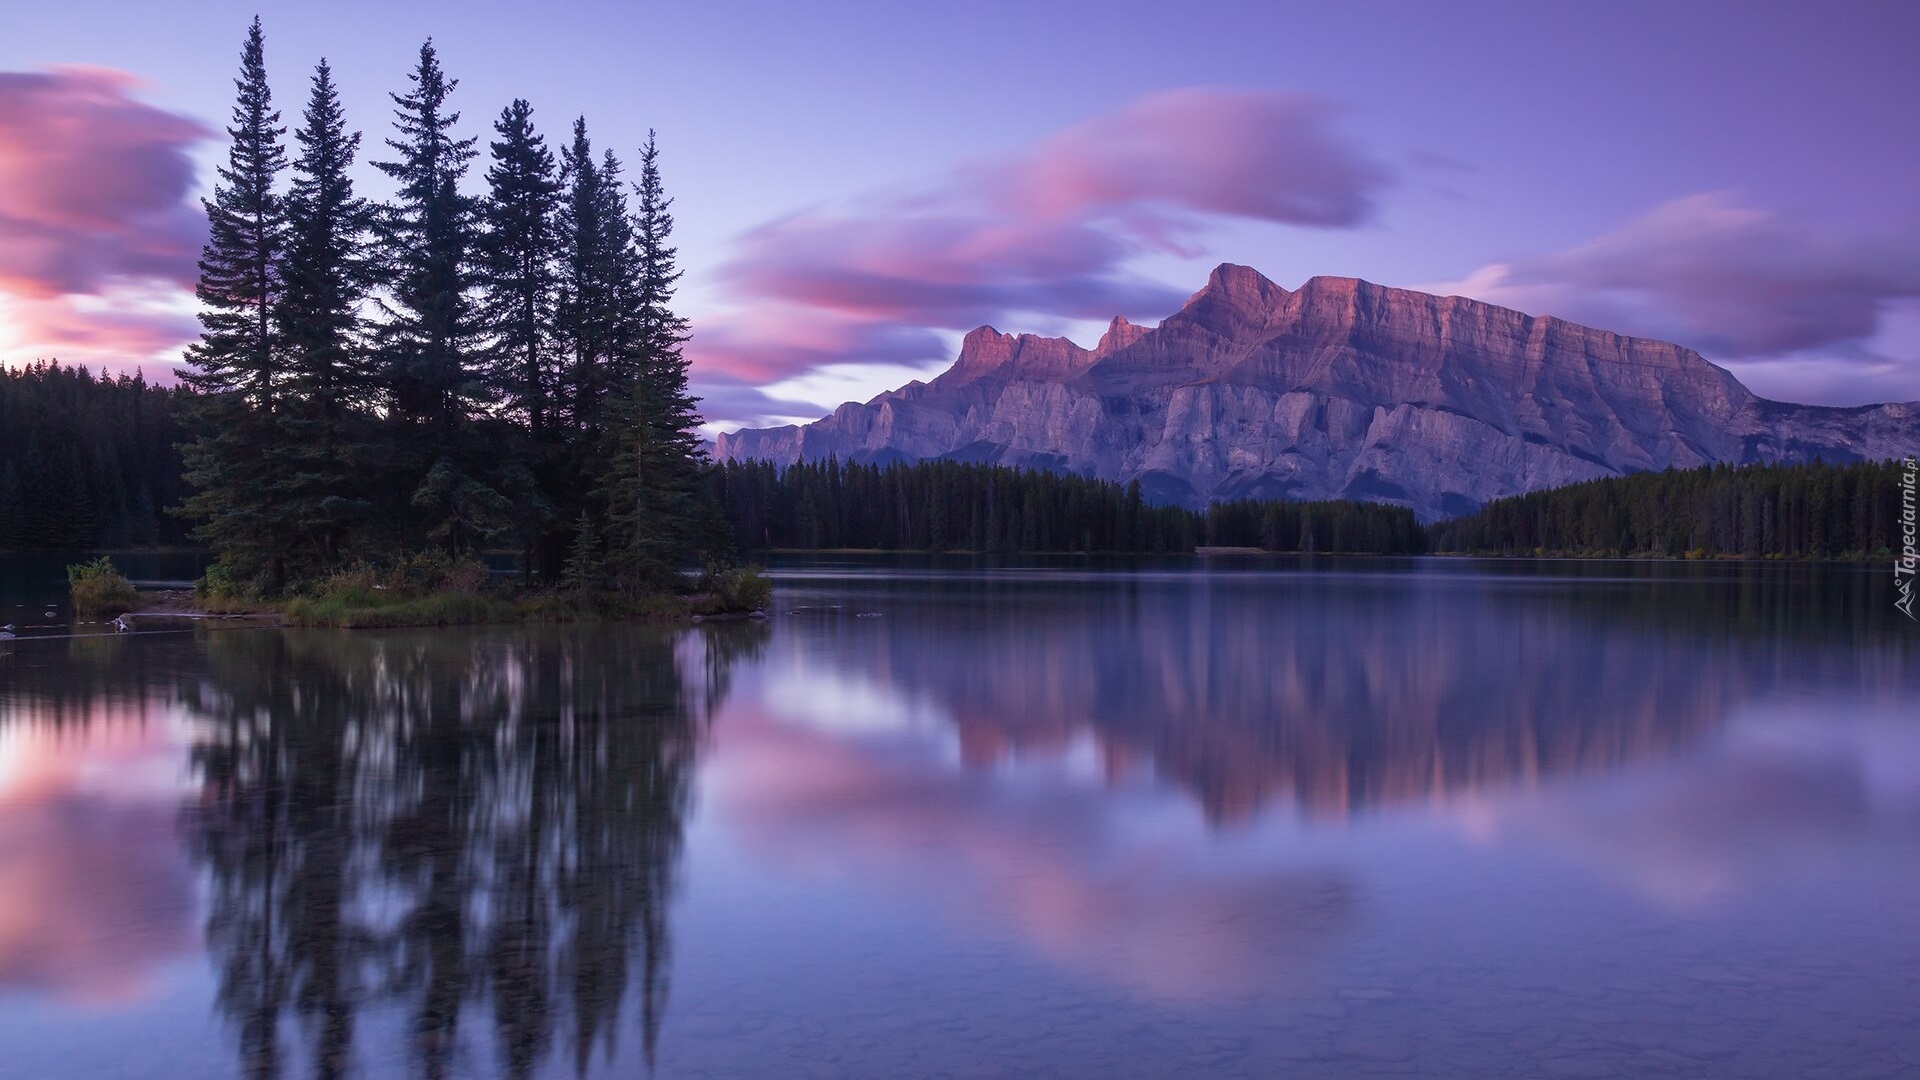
[687,88,1390,409]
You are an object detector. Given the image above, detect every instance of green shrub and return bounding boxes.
[68,556,140,616]
[190,561,279,613]
[293,553,491,606]
[695,564,773,615]
[388,550,491,594]
[194,564,226,601]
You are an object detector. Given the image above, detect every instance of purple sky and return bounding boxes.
[2,0,1916,429]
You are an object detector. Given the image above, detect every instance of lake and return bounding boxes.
[0,555,1916,1079]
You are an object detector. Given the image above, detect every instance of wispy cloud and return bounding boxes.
[1429,193,1920,403]
[688,88,1391,424]
[0,67,209,370]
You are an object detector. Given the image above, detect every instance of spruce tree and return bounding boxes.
[479,99,563,441]
[179,17,291,591]
[479,100,565,577]
[372,40,501,552]
[548,120,639,577]
[605,132,714,582]
[277,58,371,569]
[555,120,636,445]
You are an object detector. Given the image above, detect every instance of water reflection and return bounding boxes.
[0,559,1914,1079]
[767,565,1913,821]
[173,625,762,1080]
[0,622,769,1079]
[0,707,195,1005]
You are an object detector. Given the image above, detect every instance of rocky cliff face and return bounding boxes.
[715,265,1919,520]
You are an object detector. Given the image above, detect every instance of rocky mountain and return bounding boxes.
[715,265,1917,520]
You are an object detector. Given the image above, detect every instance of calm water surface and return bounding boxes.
[0,555,1916,1079]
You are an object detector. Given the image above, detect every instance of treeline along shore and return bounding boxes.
[709,459,1428,554]
[711,457,1910,558]
[2,360,1909,565]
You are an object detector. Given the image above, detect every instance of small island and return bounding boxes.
[85,27,770,628]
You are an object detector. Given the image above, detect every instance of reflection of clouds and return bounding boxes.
[758,664,954,739]
[708,703,1354,1000]
[0,712,195,1004]
[1449,704,1920,909]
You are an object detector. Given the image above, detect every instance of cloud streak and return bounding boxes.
[0,67,209,368]
[1433,193,1920,402]
[688,88,1391,423]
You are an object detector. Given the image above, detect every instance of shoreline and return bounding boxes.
[112,586,770,632]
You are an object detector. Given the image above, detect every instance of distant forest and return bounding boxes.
[712,459,1430,554]
[712,458,1911,558]
[1430,459,1912,558]
[0,363,196,549]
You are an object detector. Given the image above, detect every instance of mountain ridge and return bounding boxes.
[716,265,1917,520]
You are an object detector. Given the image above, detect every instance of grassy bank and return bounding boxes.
[69,554,772,630]
[278,587,742,629]
[281,567,773,629]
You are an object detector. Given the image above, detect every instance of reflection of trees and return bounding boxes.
[181,623,765,1080]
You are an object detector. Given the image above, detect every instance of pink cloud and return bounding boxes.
[6,292,198,355]
[688,89,1387,409]
[1432,193,1920,396]
[693,306,952,384]
[0,67,209,368]
[1000,88,1386,226]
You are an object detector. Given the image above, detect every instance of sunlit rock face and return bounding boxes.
[715,265,1919,520]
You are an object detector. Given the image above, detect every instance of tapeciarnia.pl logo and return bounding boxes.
[1898,456,1917,621]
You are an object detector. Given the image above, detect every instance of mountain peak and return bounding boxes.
[945,324,1093,385]
[945,325,1020,380]
[1204,263,1279,297]
[1093,315,1150,359]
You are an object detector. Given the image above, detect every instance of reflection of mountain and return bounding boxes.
[175,625,764,1080]
[797,571,1908,822]
[711,703,1357,999]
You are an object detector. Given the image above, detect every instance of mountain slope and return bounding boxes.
[716,265,1917,520]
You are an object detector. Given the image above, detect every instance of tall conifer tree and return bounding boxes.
[179,17,291,590]
[606,132,713,580]
[277,58,371,568]
[547,120,639,577]
[555,120,630,443]
[373,40,479,437]
[479,99,565,576]
[372,40,504,551]
[479,99,563,440]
